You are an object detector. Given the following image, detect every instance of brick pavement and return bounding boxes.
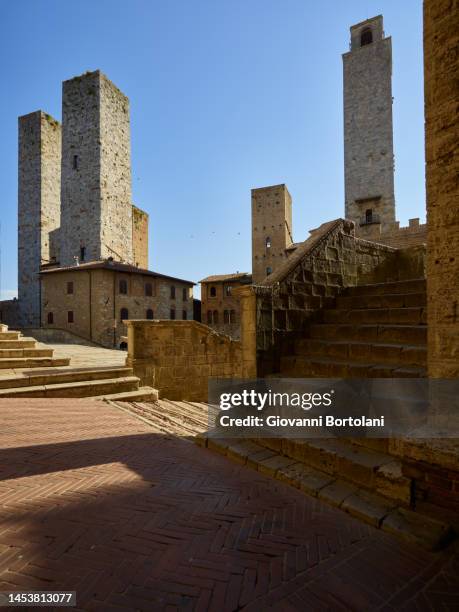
[0,399,457,611]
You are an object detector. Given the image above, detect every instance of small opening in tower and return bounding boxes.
[73,155,79,170]
[365,209,373,224]
[47,312,54,325]
[80,246,85,261]
[360,28,373,46]
[266,266,272,276]
[266,236,271,249]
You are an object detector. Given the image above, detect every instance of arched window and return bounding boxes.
[145,282,153,297]
[47,312,54,324]
[207,310,212,324]
[67,311,74,323]
[170,308,176,320]
[224,310,229,324]
[120,307,129,321]
[146,308,154,319]
[182,310,187,320]
[266,236,271,249]
[213,310,219,324]
[119,279,128,295]
[360,28,373,46]
[225,285,232,297]
[365,209,373,224]
[182,287,188,301]
[170,286,176,299]
[209,286,216,298]
[230,309,236,324]
[266,266,272,276]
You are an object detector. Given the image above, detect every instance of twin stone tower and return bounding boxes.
[18,70,148,327]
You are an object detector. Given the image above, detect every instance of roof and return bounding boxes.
[200,272,252,284]
[39,260,195,286]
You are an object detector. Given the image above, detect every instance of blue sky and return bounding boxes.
[0,0,425,299]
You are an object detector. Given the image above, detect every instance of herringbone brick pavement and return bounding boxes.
[0,399,457,611]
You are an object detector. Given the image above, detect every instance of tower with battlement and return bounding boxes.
[251,184,293,284]
[343,15,396,236]
[18,111,61,326]
[60,70,133,266]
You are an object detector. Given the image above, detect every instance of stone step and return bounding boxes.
[0,376,140,398]
[0,338,37,349]
[310,323,427,346]
[0,348,53,358]
[345,278,426,296]
[95,387,159,402]
[295,339,426,367]
[323,306,426,325]
[280,355,425,378]
[336,292,426,310]
[0,366,134,389]
[0,332,22,341]
[197,437,453,550]
[0,357,70,369]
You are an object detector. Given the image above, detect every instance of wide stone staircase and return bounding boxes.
[280,278,427,378]
[0,324,157,400]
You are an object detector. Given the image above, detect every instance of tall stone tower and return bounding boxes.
[251,184,293,283]
[18,111,61,326]
[60,70,133,266]
[343,15,395,235]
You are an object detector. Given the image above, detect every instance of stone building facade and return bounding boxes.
[200,272,252,340]
[41,261,194,348]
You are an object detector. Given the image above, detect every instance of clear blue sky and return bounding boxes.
[0,0,425,300]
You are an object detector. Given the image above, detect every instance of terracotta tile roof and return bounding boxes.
[199,272,252,284]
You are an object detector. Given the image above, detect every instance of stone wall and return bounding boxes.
[0,299,20,328]
[343,15,396,233]
[424,0,459,378]
[18,111,61,326]
[250,219,400,375]
[356,217,427,249]
[126,320,243,401]
[132,205,149,268]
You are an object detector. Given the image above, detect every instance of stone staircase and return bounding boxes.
[280,278,427,378]
[0,324,157,401]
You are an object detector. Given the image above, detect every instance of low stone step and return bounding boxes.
[0,366,133,389]
[0,357,70,369]
[197,437,453,550]
[310,323,427,346]
[323,307,426,325]
[345,278,426,297]
[0,332,22,341]
[0,376,140,398]
[0,338,37,349]
[336,292,426,310]
[96,387,159,402]
[295,339,426,367]
[280,355,426,378]
[0,348,53,358]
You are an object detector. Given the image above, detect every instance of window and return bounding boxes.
[67,311,74,323]
[266,236,271,249]
[207,310,212,324]
[47,312,54,324]
[120,307,129,321]
[182,310,187,320]
[146,308,154,319]
[170,308,176,320]
[360,28,373,46]
[266,266,272,276]
[67,281,74,295]
[213,310,219,324]
[225,285,232,297]
[224,309,229,324]
[230,309,236,324]
[182,287,188,301]
[170,286,176,299]
[80,246,85,262]
[73,154,79,170]
[119,279,128,295]
[365,209,373,224]
[209,286,216,298]
[145,282,153,297]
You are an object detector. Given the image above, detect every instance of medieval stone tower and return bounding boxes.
[18,111,61,326]
[60,70,133,266]
[251,184,293,283]
[343,15,396,234]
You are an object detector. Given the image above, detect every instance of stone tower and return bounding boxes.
[251,184,293,283]
[343,15,395,235]
[18,111,61,326]
[60,70,133,266]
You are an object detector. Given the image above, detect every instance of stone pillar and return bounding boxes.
[424,0,459,377]
[235,286,258,378]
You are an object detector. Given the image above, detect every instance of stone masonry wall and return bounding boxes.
[343,16,396,233]
[126,320,243,401]
[132,205,149,268]
[356,217,427,249]
[424,0,459,377]
[18,111,61,326]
